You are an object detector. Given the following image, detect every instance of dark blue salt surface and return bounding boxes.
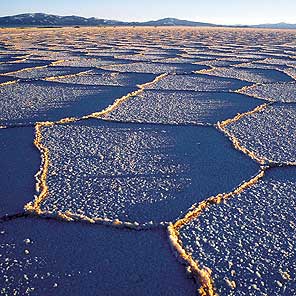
[0,81,138,126]
[0,127,39,217]
[0,218,197,296]
[0,61,50,74]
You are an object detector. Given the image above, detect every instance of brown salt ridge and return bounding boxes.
[217,103,269,165]
[234,83,280,102]
[168,169,266,296]
[0,80,19,87]
[44,69,93,81]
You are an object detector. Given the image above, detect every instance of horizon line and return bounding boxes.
[0,12,295,26]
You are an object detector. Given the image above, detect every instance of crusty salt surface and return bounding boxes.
[179,167,296,296]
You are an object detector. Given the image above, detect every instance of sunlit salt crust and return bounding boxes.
[204,67,293,83]
[113,54,170,62]
[10,66,90,79]
[0,61,48,75]
[154,57,199,64]
[45,70,155,87]
[37,120,259,224]
[0,26,296,294]
[100,62,201,74]
[233,62,286,71]
[239,82,296,102]
[224,104,296,164]
[52,57,116,68]
[257,58,296,68]
[145,74,249,91]
[104,90,262,125]
[179,167,296,296]
[196,59,247,67]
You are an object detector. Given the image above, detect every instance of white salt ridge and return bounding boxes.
[258,58,296,68]
[283,68,296,80]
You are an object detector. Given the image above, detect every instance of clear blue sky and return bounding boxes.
[1,0,295,25]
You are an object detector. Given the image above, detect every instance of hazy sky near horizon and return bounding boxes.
[1,0,295,25]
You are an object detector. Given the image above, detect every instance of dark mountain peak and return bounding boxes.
[0,13,295,29]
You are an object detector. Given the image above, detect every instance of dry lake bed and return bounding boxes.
[0,26,295,296]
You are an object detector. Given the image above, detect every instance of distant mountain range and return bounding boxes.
[0,13,295,29]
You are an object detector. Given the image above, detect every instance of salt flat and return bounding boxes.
[0,26,295,296]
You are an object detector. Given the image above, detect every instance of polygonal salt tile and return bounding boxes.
[103,90,263,125]
[239,82,296,102]
[46,70,156,87]
[145,74,249,92]
[33,120,259,224]
[179,167,296,296]
[222,104,296,164]
[204,67,293,83]
[101,62,205,74]
[11,66,90,79]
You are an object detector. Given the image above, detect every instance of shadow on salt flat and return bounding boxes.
[38,120,259,223]
[10,66,91,79]
[0,61,50,75]
[0,80,138,126]
[0,127,39,217]
[0,75,15,84]
[0,218,197,296]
